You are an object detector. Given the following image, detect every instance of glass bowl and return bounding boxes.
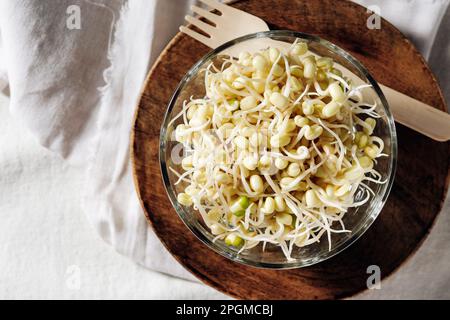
[160,31,397,269]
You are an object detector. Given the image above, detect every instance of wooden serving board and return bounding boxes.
[132,0,449,299]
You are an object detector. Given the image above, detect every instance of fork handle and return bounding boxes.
[380,85,450,142]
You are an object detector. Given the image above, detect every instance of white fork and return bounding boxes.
[180,0,450,142]
[180,0,269,50]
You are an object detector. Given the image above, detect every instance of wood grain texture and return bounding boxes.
[131,0,450,299]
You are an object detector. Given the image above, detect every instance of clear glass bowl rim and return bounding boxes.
[159,30,398,269]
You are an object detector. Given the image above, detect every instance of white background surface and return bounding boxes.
[1,0,449,299]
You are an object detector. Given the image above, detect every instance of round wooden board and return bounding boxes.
[132,0,449,299]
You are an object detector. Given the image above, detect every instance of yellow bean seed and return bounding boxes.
[243,155,258,171]
[290,65,303,77]
[225,233,244,247]
[358,156,373,169]
[344,166,364,181]
[305,125,323,140]
[364,118,377,135]
[322,101,341,118]
[272,64,284,77]
[232,77,246,90]
[270,134,291,148]
[323,144,335,155]
[238,51,251,62]
[358,134,369,148]
[328,82,345,103]
[249,132,264,147]
[289,77,304,92]
[187,106,197,120]
[241,127,255,138]
[215,172,231,184]
[291,42,308,56]
[252,54,268,71]
[241,166,250,178]
[335,184,351,197]
[254,69,268,79]
[230,196,250,214]
[317,57,333,69]
[330,68,343,77]
[280,177,296,188]
[294,115,309,127]
[325,155,338,172]
[223,68,237,83]
[296,146,310,160]
[218,82,233,96]
[253,80,265,94]
[270,92,288,109]
[193,171,207,183]
[250,175,264,194]
[210,224,224,235]
[177,193,193,206]
[240,96,258,111]
[287,163,301,177]
[302,102,315,116]
[365,145,379,159]
[208,208,222,222]
[296,182,308,192]
[181,156,193,170]
[234,136,249,150]
[197,104,212,118]
[241,58,252,67]
[269,47,280,63]
[175,124,188,142]
[275,158,289,170]
[263,197,275,214]
[325,185,335,198]
[317,70,327,82]
[294,233,308,247]
[185,186,199,197]
[305,190,321,208]
[303,60,317,79]
[287,119,297,132]
[315,166,328,179]
[217,123,234,139]
[276,213,293,225]
[275,195,286,212]
[259,155,272,168]
[189,114,208,127]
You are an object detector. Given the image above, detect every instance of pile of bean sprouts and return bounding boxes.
[169,41,387,260]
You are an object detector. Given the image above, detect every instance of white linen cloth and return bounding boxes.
[0,0,448,288]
